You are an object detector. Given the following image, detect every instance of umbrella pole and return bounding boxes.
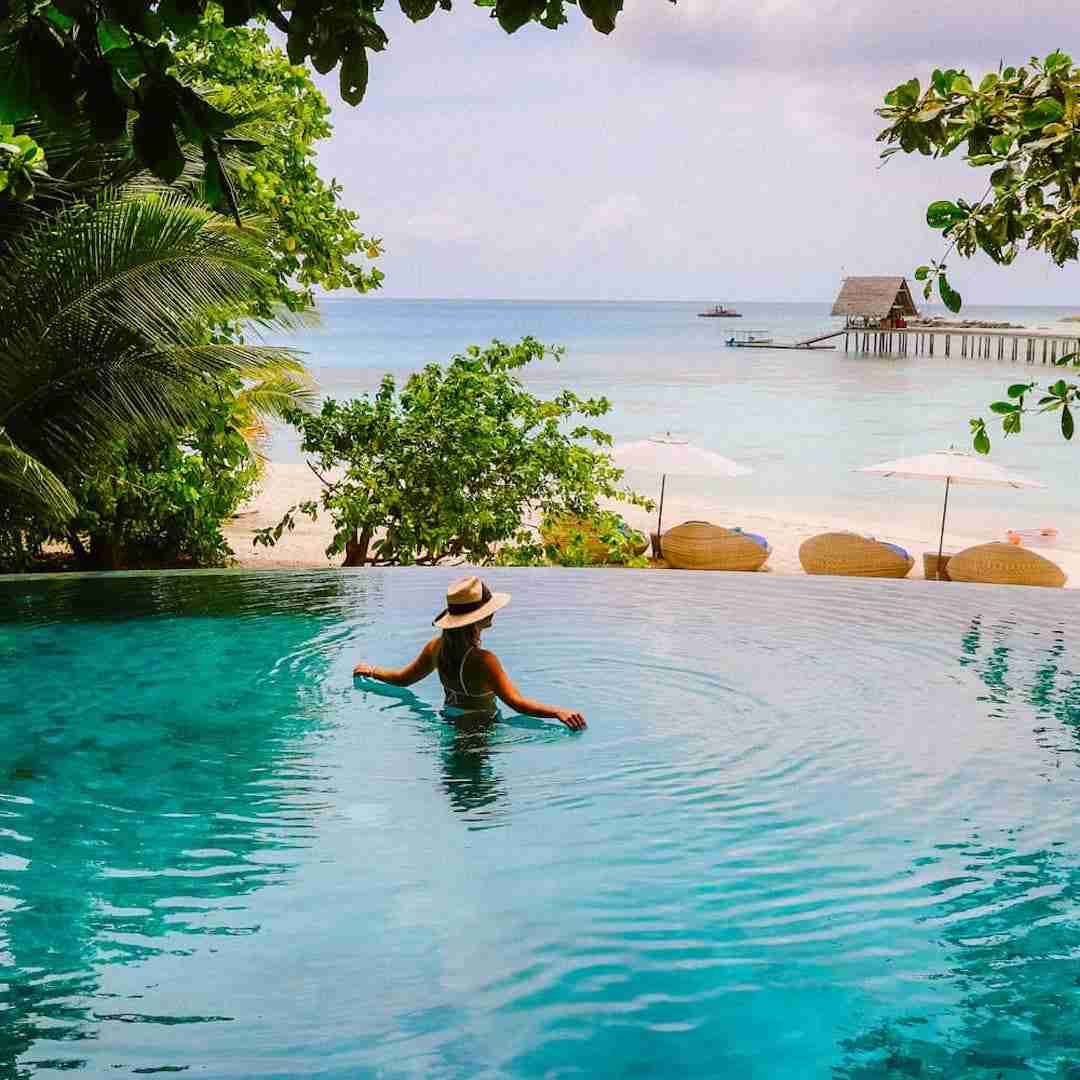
[657,473,666,536]
[936,476,951,577]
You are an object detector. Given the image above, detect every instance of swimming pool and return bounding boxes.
[2,569,1080,1077]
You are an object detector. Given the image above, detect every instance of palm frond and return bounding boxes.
[0,438,76,520]
[0,192,301,477]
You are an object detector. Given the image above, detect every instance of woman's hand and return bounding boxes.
[353,662,376,679]
[555,709,587,731]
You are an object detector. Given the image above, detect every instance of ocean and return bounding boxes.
[262,298,1080,543]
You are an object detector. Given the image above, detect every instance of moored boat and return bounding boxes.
[697,304,742,318]
[727,329,773,347]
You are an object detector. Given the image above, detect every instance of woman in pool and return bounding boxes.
[352,576,586,731]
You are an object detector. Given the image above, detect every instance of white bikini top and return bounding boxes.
[440,645,495,709]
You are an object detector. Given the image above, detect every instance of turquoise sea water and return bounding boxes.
[3,569,1080,1076]
[263,299,1080,537]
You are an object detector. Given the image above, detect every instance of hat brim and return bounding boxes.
[433,591,510,630]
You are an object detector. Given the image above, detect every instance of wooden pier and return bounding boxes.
[843,327,1080,363]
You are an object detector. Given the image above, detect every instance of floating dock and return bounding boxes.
[843,327,1080,362]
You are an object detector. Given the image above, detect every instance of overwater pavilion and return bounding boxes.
[831,276,919,330]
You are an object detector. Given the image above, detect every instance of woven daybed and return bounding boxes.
[946,542,1066,588]
[661,521,771,571]
[799,532,914,579]
[541,515,647,564]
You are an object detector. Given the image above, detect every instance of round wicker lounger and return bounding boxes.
[661,521,771,572]
[945,542,1066,588]
[798,532,914,579]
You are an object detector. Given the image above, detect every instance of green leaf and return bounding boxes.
[132,95,185,183]
[339,46,369,105]
[990,165,1013,188]
[399,0,438,18]
[158,0,205,36]
[938,275,962,313]
[1045,50,1071,72]
[1062,404,1074,440]
[926,200,965,229]
[1003,411,1022,435]
[989,401,1018,414]
[578,0,622,34]
[310,34,340,75]
[43,4,75,30]
[973,427,991,454]
[978,72,999,92]
[951,74,974,95]
[1022,97,1064,129]
[495,0,544,32]
[540,0,567,28]
[97,21,131,54]
[104,46,145,80]
[0,52,35,124]
[914,264,930,281]
[84,60,128,142]
[889,78,920,108]
[1007,383,1030,398]
[221,0,255,27]
[203,142,228,211]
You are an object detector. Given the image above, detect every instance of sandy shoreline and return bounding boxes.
[224,461,1080,586]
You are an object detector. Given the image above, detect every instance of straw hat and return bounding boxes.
[432,575,510,630]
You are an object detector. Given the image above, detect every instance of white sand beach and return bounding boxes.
[224,460,1080,586]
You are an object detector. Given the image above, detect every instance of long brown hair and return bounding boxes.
[437,624,482,688]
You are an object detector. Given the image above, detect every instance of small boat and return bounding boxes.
[726,330,773,347]
[697,304,742,318]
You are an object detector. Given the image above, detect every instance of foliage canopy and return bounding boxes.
[254,337,651,566]
[878,52,1080,450]
[0,0,639,191]
[0,188,309,568]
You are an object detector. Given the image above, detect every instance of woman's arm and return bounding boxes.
[354,638,438,687]
[477,651,586,731]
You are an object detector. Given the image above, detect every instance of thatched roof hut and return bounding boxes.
[831,277,918,325]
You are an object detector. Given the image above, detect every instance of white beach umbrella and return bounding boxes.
[859,447,1046,570]
[613,433,752,535]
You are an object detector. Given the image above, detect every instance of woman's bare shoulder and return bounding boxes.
[471,647,504,673]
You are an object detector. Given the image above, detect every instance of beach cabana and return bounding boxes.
[831,276,918,330]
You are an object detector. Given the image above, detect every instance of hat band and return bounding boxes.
[445,583,491,617]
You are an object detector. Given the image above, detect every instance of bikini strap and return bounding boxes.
[458,645,474,695]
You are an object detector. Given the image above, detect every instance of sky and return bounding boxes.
[311,1,1080,304]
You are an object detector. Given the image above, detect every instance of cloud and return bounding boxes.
[312,1,1080,302]
[616,0,1074,77]
[579,193,647,239]
[402,211,479,245]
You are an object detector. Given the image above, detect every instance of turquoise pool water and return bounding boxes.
[2,569,1080,1077]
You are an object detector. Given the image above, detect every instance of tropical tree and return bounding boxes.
[254,337,651,566]
[0,190,305,568]
[172,9,383,310]
[877,52,1080,450]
